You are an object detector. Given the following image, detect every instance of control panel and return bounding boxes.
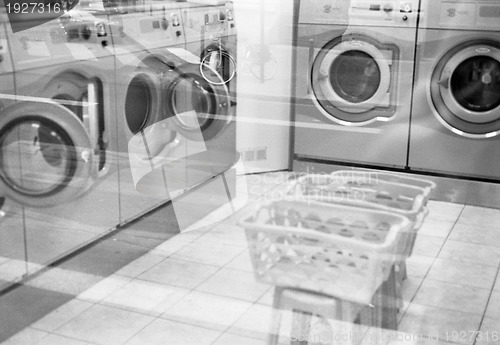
[299,0,418,27]
[420,0,500,30]
[349,0,417,26]
[51,11,112,48]
[182,2,235,45]
[116,5,186,51]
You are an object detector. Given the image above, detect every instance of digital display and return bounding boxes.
[479,6,500,18]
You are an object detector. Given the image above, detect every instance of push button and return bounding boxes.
[400,2,412,13]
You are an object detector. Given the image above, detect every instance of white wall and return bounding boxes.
[233,0,294,173]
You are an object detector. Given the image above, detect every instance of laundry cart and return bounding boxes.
[287,171,435,329]
[240,199,411,345]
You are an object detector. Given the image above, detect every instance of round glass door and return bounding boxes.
[432,42,500,137]
[311,39,392,124]
[166,64,231,141]
[451,57,500,114]
[329,50,381,104]
[0,103,93,206]
[0,118,76,197]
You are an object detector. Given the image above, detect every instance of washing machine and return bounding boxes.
[293,0,418,168]
[408,0,500,180]
[180,0,238,173]
[0,6,120,273]
[108,1,238,223]
[179,0,238,186]
[0,5,29,290]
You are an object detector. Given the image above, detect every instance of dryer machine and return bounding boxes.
[408,0,500,180]
[293,0,418,168]
[0,6,121,274]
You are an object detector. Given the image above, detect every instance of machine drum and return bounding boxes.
[0,102,94,207]
[330,51,381,104]
[450,56,500,113]
[125,74,154,135]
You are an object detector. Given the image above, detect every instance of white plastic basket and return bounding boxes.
[348,170,436,204]
[239,200,411,305]
[288,172,431,257]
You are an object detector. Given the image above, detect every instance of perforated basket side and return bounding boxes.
[331,170,436,203]
[290,174,426,221]
[239,200,409,304]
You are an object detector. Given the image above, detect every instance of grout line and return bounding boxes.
[397,205,464,326]
[473,263,500,345]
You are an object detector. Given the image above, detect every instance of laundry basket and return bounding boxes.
[352,170,436,203]
[288,172,430,257]
[239,199,411,305]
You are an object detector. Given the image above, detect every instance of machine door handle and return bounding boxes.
[438,78,449,89]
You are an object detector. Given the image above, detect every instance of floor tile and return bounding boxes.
[417,219,455,238]
[449,223,500,248]
[412,279,490,315]
[26,267,102,296]
[1,328,48,345]
[485,290,500,320]
[171,241,244,267]
[55,304,154,345]
[162,291,251,331]
[228,303,273,340]
[34,334,96,345]
[138,258,219,289]
[427,258,497,289]
[457,206,500,229]
[438,240,500,266]
[76,275,132,303]
[476,318,500,345]
[411,235,446,258]
[256,287,274,306]
[0,285,74,343]
[399,304,482,345]
[405,256,434,278]
[196,268,271,302]
[125,318,221,345]
[114,253,166,278]
[426,201,464,222]
[30,299,94,332]
[211,333,266,345]
[198,224,248,248]
[225,250,254,272]
[398,276,424,316]
[101,279,189,316]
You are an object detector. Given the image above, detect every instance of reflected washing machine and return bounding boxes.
[293,0,418,168]
[0,6,28,289]
[109,2,237,223]
[408,0,500,180]
[0,7,120,272]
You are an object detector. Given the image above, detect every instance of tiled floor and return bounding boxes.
[2,171,500,345]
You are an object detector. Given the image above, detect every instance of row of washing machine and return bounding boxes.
[0,0,238,286]
[293,0,500,181]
